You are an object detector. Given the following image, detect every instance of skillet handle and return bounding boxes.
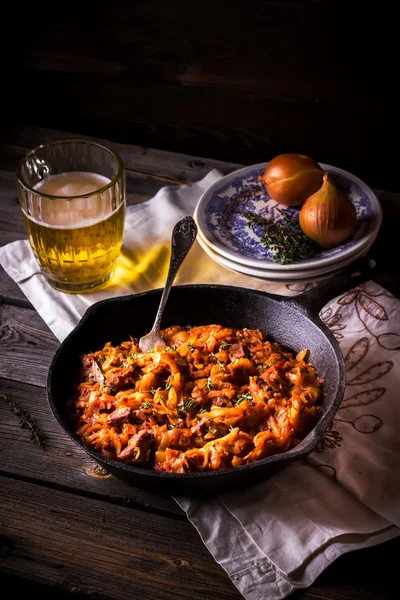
[294,252,377,316]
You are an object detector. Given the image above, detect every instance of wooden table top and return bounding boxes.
[0,126,399,600]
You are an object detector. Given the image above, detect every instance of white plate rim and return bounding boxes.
[197,233,341,284]
[196,223,377,279]
[196,228,374,281]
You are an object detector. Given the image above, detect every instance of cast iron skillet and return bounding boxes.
[47,259,374,495]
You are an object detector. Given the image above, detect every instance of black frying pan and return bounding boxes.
[47,259,374,495]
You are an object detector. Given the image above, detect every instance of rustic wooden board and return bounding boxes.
[0,170,26,236]
[1,475,399,600]
[1,126,241,182]
[1,124,399,600]
[0,303,58,386]
[0,476,241,600]
[0,276,28,308]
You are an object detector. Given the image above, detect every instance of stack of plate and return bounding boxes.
[193,162,382,285]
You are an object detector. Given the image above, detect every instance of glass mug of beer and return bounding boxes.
[17,139,126,293]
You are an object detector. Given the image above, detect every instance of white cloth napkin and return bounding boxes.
[1,171,399,600]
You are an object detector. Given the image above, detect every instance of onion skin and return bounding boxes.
[299,172,358,248]
[259,153,324,206]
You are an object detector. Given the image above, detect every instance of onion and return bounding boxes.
[259,153,324,206]
[299,172,358,248]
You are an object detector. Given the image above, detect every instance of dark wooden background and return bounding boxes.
[1,4,400,595]
[2,0,399,192]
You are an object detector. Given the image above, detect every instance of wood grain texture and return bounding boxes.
[0,378,183,516]
[0,123,399,600]
[1,125,242,181]
[1,477,399,600]
[0,303,58,386]
[0,476,240,600]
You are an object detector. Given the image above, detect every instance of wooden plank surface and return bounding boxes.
[1,126,399,600]
[2,476,399,600]
[0,125,241,182]
[0,476,239,600]
[0,304,57,386]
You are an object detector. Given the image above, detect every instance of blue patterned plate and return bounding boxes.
[194,162,382,271]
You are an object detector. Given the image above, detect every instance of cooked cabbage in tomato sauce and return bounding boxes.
[68,324,323,473]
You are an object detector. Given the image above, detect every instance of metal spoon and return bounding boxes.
[138,216,198,352]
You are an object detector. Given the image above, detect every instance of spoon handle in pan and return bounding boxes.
[152,216,197,331]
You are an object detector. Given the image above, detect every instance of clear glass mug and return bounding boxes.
[17,139,126,293]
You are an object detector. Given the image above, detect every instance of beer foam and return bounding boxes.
[24,171,118,229]
[34,171,111,197]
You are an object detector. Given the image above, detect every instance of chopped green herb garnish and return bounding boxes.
[139,400,152,410]
[264,359,278,369]
[235,393,252,406]
[185,324,193,330]
[220,342,231,350]
[211,355,227,370]
[199,408,207,414]
[165,378,172,390]
[209,429,217,434]
[204,378,213,390]
[239,209,318,264]
[178,398,197,411]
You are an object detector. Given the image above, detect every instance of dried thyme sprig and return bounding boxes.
[1,392,45,447]
[239,210,318,264]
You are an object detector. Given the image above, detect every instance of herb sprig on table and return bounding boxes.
[239,210,318,264]
[1,392,45,447]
